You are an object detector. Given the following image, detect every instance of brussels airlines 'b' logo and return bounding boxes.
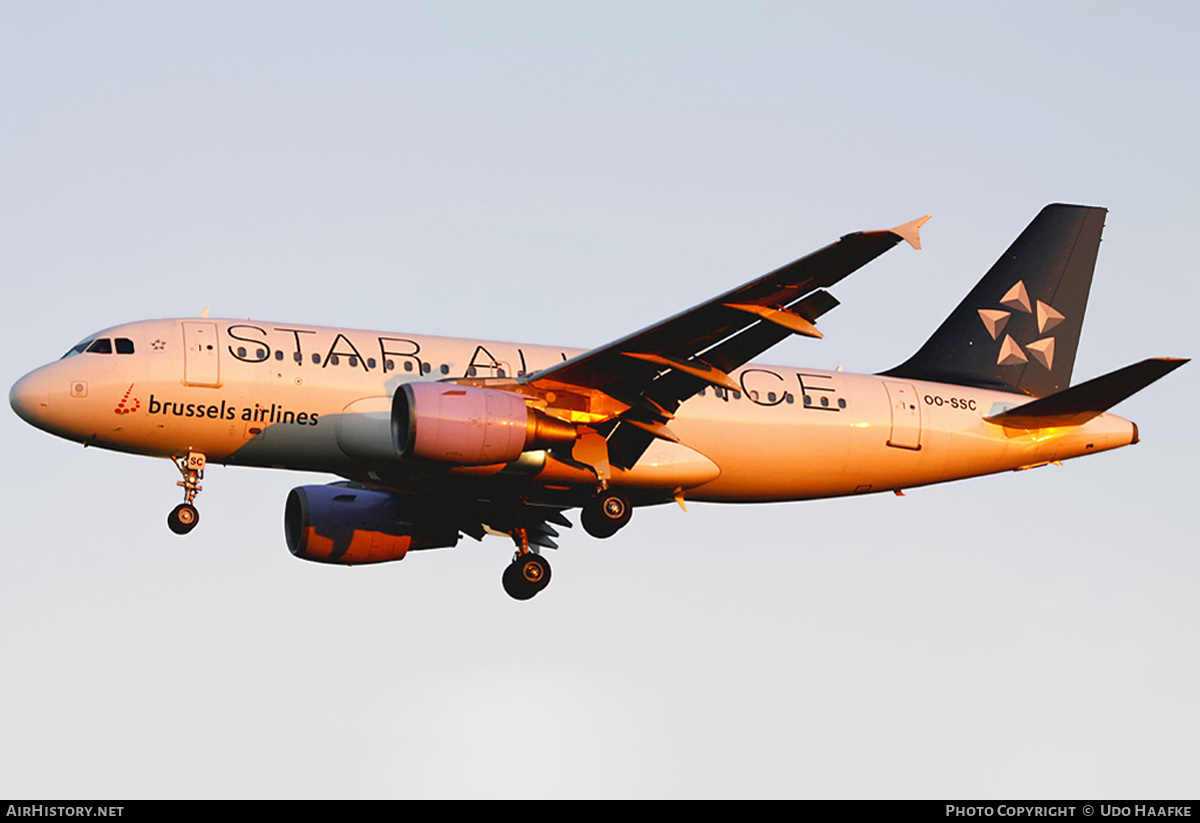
[977,280,1064,370]
[114,384,141,415]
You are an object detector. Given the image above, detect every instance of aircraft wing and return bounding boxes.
[521,215,928,468]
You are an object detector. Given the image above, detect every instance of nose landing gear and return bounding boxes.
[168,502,200,535]
[167,452,206,535]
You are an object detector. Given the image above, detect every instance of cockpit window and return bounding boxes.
[60,333,133,359]
[61,338,95,359]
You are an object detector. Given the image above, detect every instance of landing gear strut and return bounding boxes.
[167,452,206,535]
[501,526,552,600]
[581,489,632,539]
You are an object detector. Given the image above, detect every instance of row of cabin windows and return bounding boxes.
[233,347,509,378]
[76,338,842,409]
[56,338,837,407]
[698,386,847,408]
[78,336,837,406]
[73,336,845,410]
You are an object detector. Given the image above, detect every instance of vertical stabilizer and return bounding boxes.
[884,204,1107,396]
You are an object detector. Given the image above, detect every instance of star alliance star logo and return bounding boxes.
[977,280,1063,370]
[151,339,166,350]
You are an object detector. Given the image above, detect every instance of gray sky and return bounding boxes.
[2,1,1196,798]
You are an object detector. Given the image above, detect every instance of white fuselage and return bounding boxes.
[10,317,1139,506]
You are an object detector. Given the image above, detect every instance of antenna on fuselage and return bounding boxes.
[199,307,211,318]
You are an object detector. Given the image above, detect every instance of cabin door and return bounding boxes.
[182,322,221,387]
[883,381,922,450]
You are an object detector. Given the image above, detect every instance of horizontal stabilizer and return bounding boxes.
[984,358,1188,429]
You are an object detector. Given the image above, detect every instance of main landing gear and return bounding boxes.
[580,489,632,539]
[502,551,552,601]
[502,525,552,601]
[167,452,206,535]
[497,491,633,600]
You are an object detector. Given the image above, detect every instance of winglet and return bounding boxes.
[890,215,931,250]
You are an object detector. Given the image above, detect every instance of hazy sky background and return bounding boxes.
[2,1,1196,798]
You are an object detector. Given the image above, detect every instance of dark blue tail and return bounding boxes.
[884,204,1106,397]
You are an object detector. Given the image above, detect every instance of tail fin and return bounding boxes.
[884,204,1107,396]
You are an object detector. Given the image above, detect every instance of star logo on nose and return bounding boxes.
[151,339,166,350]
[977,280,1064,370]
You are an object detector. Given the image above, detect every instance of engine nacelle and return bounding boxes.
[284,484,459,565]
[393,382,577,465]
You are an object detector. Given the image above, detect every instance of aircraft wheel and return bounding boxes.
[502,554,551,600]
[519,553,551,590]
[168,503,200,535]
[581,490,632,539]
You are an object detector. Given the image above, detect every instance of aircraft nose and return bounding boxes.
[10,369,50,428]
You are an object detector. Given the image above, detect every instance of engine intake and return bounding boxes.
[393,382,577,465]
[284,484,459,565]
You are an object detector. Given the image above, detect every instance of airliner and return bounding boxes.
[9,204,1186,599]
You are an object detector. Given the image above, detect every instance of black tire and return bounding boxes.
[168,503,200,535]
[581,490,632,539]
[502,560,538,601]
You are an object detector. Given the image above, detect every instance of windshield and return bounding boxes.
[59,333,135,358]
[60,338,95,359]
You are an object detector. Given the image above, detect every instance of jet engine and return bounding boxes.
[392,381,577,465]
[284,484,459,565]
